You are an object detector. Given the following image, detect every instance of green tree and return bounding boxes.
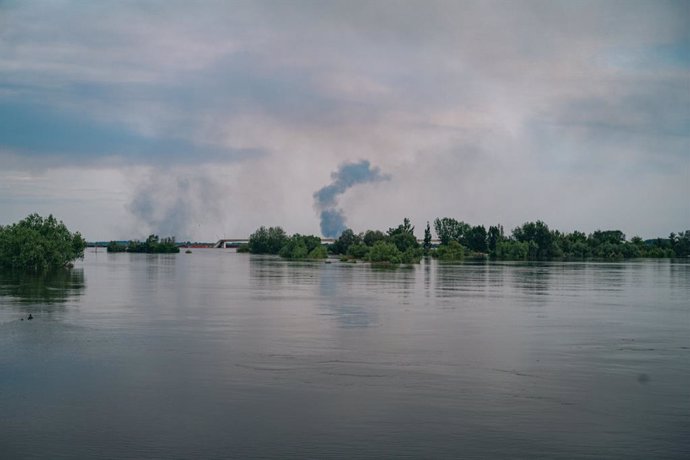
[308,245,327,259]
[423,221,432,254]
[346,242,370,259]
[494,240,529,260]
[487,225,503,254]
[107,241,127,253]
[278,234,327,260]
[362,230,387,247]
[433,240,465,261]
[279,235,308,259]
[465,225,488,253]
[513,221,561,259]
[670,230,690,257]
[248,226,288,254]
[126,235,179,253]
[0,214,86,271]
[387,218,419,252]
[433,217,469,246]
[368,241,402,264]
[330,228,360,255]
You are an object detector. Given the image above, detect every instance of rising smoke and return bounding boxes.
[313,160,390,237]
[128,169,227,241]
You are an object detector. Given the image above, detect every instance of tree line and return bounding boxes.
[2,213,686,272]
[107,235,180,253]
[241,219,424,264]
[430,218,689,260]
[242,218,690,264]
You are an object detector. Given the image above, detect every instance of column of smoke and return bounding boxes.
[128,171,226,241]
[313,160,390,238]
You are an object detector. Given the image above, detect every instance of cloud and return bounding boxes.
[1,0,688,239]
[0,100,266,167]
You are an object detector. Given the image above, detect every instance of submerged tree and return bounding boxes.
[247,226,288,254]
[0,214,86,271]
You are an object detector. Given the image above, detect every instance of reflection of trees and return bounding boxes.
[249,255,290,290]
[0,268,85,304]
[369,264,416,294]
[434,261,488,298]
[669,260,690,291]
[510,262,551,296]
[587,262,625,292]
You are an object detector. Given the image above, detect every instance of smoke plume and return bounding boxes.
[313,160,390,237]
[128,169,226,241]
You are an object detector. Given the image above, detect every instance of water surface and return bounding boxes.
[1,251,688,459]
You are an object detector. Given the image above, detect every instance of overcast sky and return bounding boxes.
[1,0,688,241]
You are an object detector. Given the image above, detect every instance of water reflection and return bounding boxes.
[2,251,689,459]
[319,264,376,328]
[249,255,290,291]
[511,262,552,296]
[434,261,489,298]
[588,262,626,292]
[0,268,85,305]
[143,253,177,281]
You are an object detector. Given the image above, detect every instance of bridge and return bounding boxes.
[214,239,249,248]
[214,238,336,249]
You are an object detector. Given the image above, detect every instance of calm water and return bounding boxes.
[1,250,688,459]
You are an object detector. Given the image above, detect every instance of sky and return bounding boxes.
[1,0,688,241]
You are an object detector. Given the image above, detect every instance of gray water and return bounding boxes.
[1,250,689,459]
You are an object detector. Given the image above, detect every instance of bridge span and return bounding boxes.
[214,239,249,248]
[214,238,336,249]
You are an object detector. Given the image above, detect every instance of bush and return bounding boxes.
[330,228,361,255]
[494,240,529,260]
[307,245,328,259]
[433,240,465,261]
[248,226,288,254]
[368,241,402,264]
[126,235,179,253]
[0,214,86,271]
[279,234,327,259]
[400,247,424,264]
[346,242,370,259]
[107,241,127,253]
[279,238,308,259]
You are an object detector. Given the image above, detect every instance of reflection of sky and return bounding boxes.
[319,264,377,328]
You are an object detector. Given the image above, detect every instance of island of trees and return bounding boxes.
[240,218,690,265]
[240,220,423,264]
[107,235,179,253]
[0,214,86,272]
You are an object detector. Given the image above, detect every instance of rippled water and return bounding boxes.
[1,250,689,459]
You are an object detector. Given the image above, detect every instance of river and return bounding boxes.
[1,250,688,459]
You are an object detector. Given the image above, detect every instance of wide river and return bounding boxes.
[1,250,688,459]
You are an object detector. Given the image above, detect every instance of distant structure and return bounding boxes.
[214,239,249,248]
[214,238,336,248]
